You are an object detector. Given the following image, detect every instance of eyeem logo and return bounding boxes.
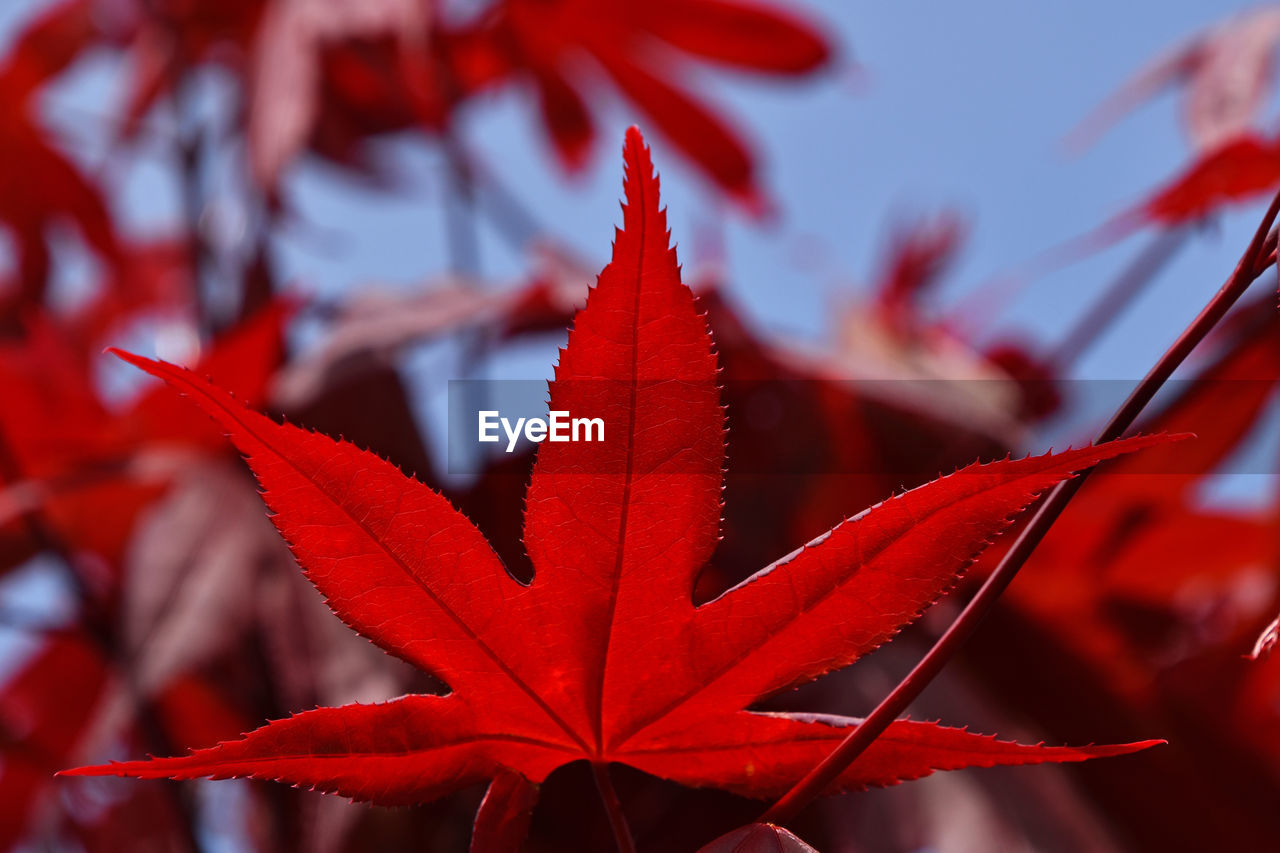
[478,410,605,453]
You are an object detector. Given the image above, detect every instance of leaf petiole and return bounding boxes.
[591,762,637,853]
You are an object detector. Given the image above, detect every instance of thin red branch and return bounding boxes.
[762,188,1280,826]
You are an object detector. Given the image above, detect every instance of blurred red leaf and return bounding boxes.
[0,114,121,315]
[247,0,430,187]
[64,241,196,355]
[1068,6,1280,153]
[980,307,1280,685]
[0,0,98,101]
[957,300,1280,850]
[0,301,287,584]
[1095,305,1280,504]
[116,0,264,118]
[872,211,966,337]
[0,633,109,849]
[108,0,828,205]
[635,0,829,72]
[126,299,290,447]
[1143,134,1280,223]
[456,0,830,209]
[0,1,123,321]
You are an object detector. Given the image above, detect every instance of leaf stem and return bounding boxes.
[762,188,1280,826]
[592,762,636,853]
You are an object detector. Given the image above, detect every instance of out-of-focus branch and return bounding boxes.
[1049,225,1191,371]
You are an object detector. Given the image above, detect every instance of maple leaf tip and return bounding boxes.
[623,124,647,152]
[621,126,656,188]
[105,346,160,373]
[56,762,115,778]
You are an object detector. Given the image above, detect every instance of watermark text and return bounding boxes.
[478,410,605,452]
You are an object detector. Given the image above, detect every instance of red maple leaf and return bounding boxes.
[63,128,1169,849]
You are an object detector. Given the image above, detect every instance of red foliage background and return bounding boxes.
[2,2,1280,851]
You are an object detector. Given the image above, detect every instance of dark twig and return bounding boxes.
[592,763,637,853]
[441,133,481,278]
[173,90,211,335]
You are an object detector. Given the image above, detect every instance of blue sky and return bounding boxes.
[5,0,1279,481]
[262,0,1273,378]
[5,0,1265,377]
